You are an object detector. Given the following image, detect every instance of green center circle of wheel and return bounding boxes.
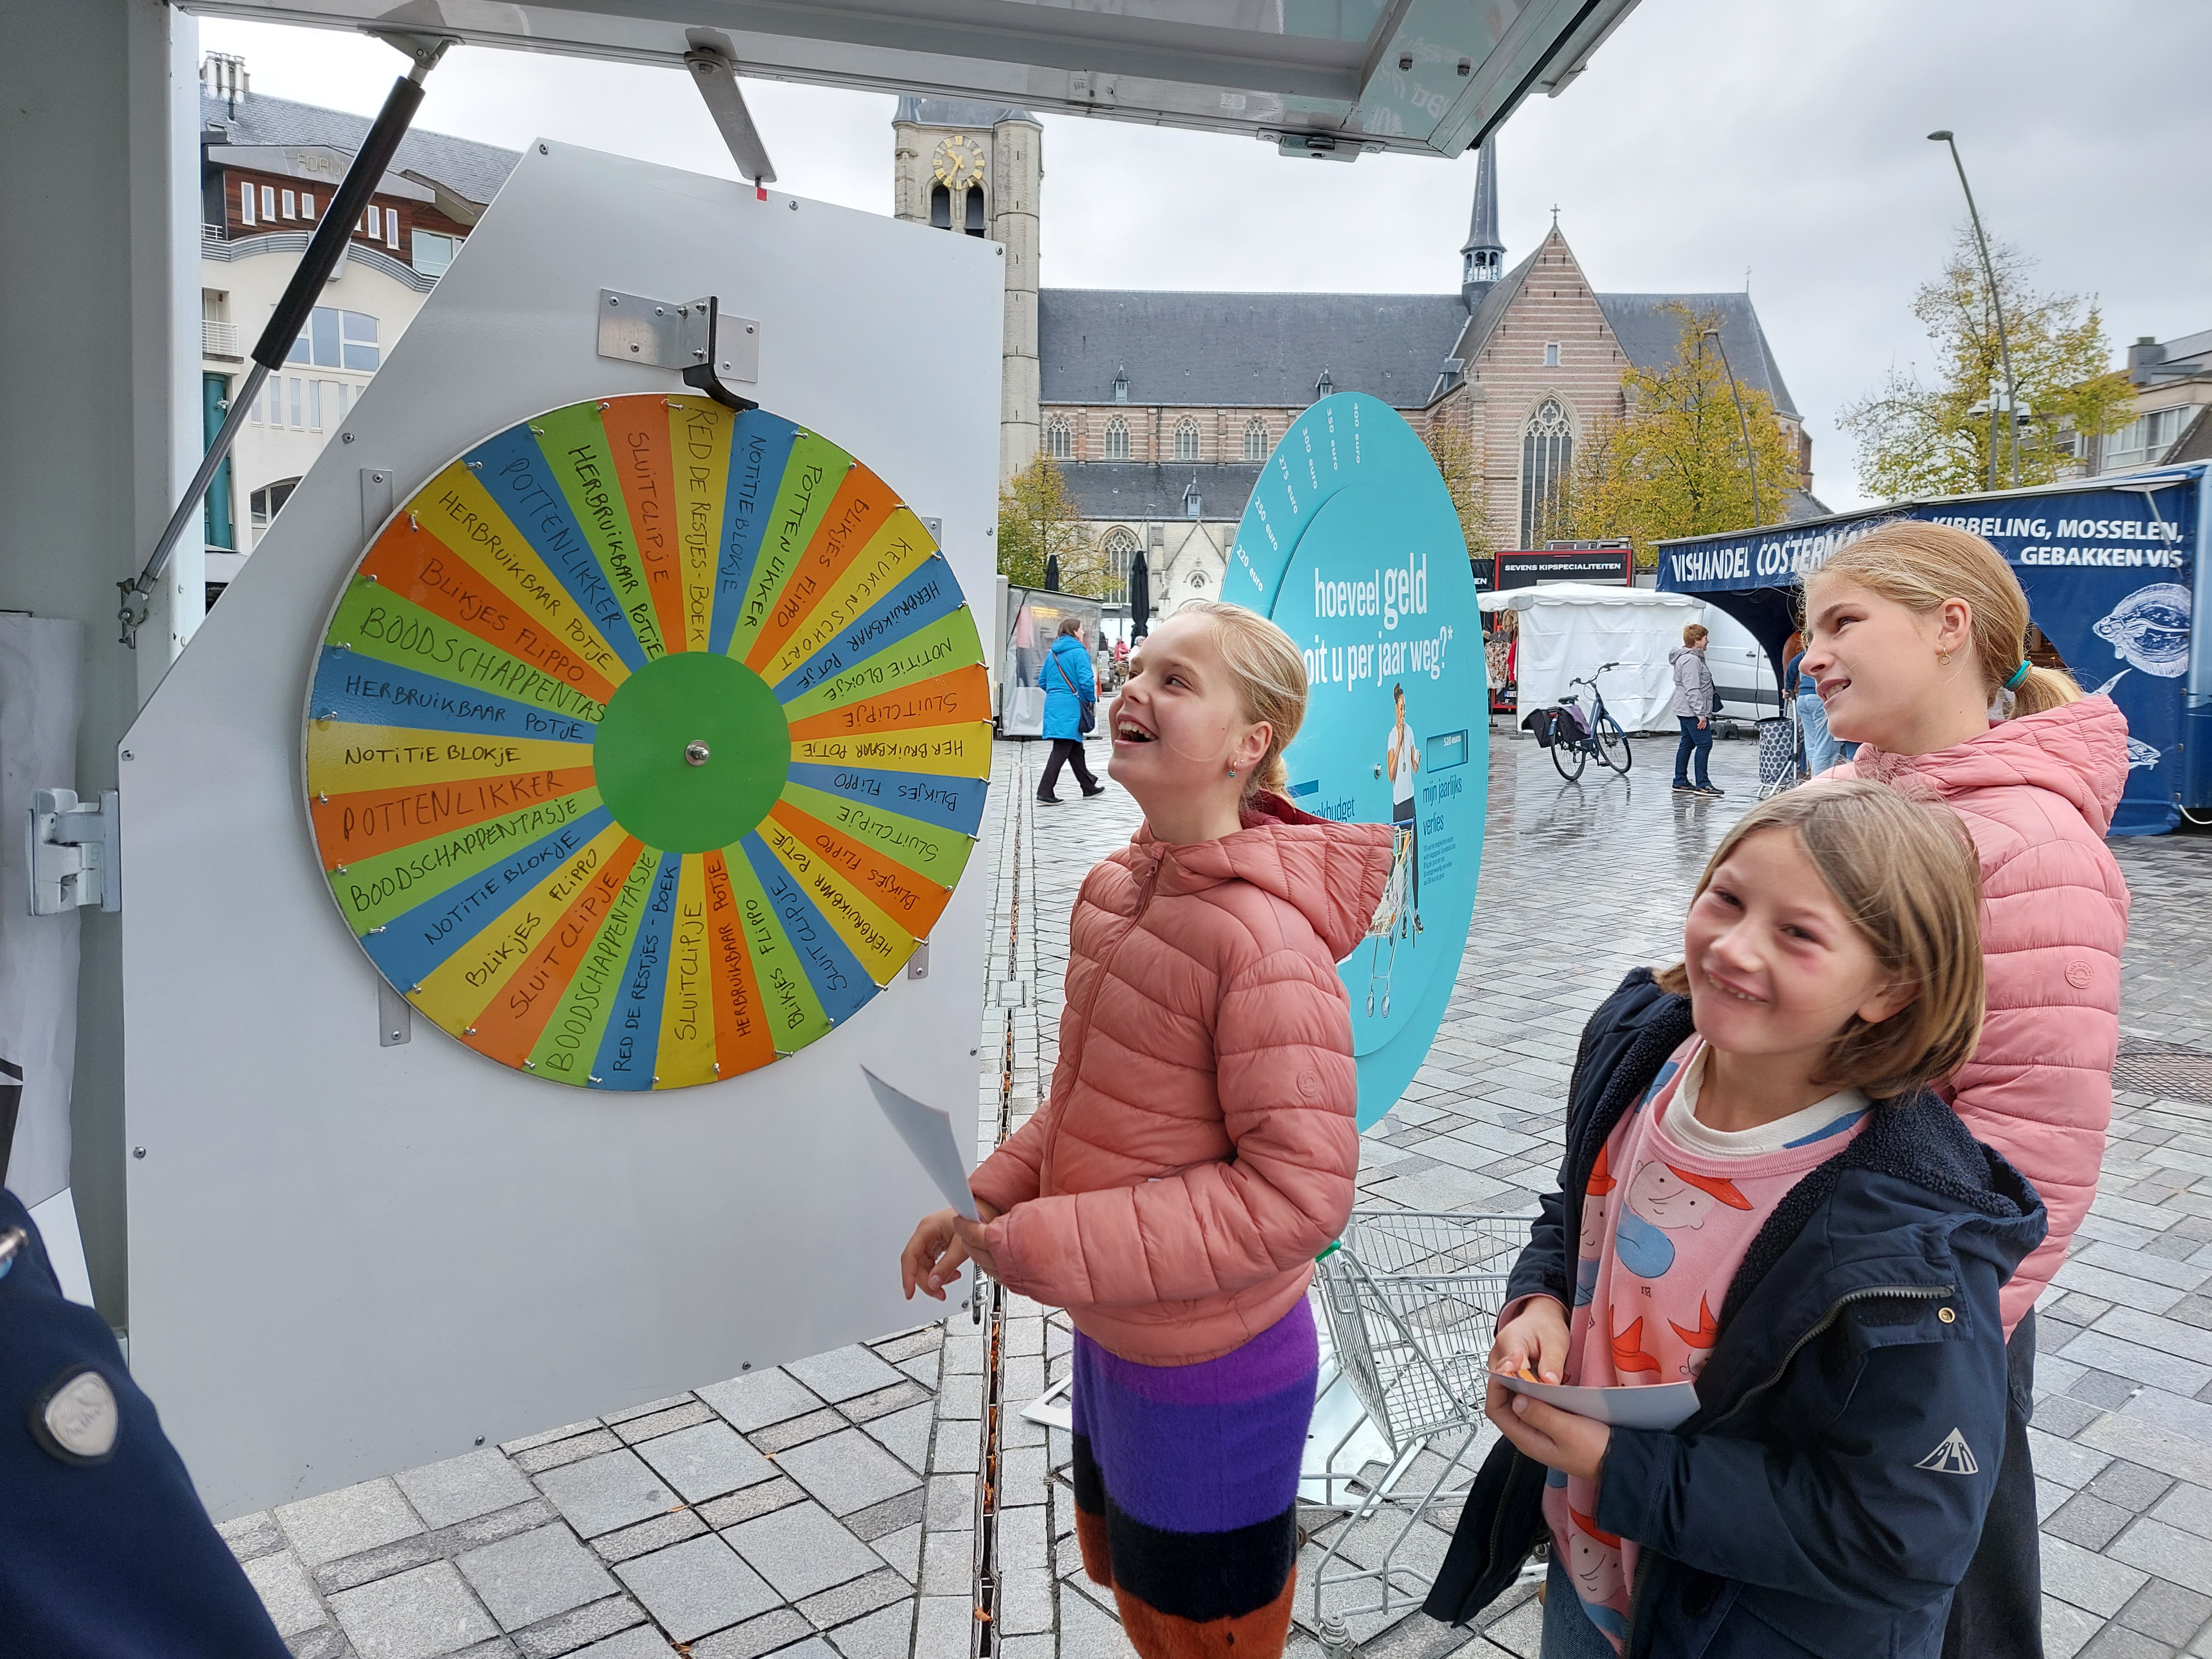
[592,653,789,853]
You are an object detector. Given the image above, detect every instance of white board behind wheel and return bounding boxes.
[118,143,1003,1520]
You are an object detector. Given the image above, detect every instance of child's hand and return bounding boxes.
[1489,1296,1571,1385]
[899,1204,1001,1301]
[1485,1380,1612,1482]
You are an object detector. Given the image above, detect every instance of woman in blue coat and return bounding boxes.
[1037,615,1106,804]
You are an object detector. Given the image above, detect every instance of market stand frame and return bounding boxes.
[1656,462,2208,836]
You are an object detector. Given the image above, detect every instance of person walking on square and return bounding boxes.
[901,602,1393,1659]
[1037,613,1106,804]
[1427,783,2045,1658]
[1669,624,1721,795]
[1799,521,2131,1659]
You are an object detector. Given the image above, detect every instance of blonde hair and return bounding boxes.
[1811,520,2082,718]
[1683,623,1709,646]
[1179,600,1308,798]
[1654,782,1986,1099]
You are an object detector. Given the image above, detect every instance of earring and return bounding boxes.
[1938,651,1951,665]
[1227,766,1238,779]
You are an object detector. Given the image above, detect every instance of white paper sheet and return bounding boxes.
[862,1067,980,1221]
[1493,1373,1700,1430]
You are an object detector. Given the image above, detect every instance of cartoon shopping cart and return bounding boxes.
[1364,822,1416,1016]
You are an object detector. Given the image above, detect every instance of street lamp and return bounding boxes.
[1928,130,2019,488]
[1701,327,1765,528]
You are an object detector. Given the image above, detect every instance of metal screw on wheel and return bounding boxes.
[1597,714,1632,774]
[1551,729,1586,780]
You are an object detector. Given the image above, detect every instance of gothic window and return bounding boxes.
[929,184,951,230]
[964,187,987,236]
[1044,417,1072,460]
[1243,417,1268,461]
[1102,526,1139,600]
[1174,418,1200,463]
[1520,398,1573,547]
[1104,416,1130,462]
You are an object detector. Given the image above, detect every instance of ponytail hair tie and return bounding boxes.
[2004,659,2032,691]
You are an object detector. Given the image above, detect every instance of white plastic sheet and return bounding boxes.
[1482,584,1698,732]
[0,615,84,1208]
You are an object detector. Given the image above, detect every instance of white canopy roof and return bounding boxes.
[182,0,1640,162]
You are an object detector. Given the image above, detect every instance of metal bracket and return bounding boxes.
[377,978,413,1047]
[597,291,759,411]
[27,789,121,915]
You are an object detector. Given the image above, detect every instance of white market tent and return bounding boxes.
[1481,582,1700,732]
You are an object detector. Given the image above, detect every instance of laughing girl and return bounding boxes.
[1428,784,2045,1659]
[901,602,1393,1659]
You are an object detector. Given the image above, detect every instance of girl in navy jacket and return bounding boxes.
[1427,783,2045,1659]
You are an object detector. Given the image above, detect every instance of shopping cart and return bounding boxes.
[1363,824,1416,1017]
[1755,698,1805,800]
[1307,1210,1526,1626]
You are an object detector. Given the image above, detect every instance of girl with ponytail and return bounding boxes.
[901,602,1394,1659]
[1799,521,2132,1659]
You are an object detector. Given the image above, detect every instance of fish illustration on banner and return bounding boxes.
[2092,582,2190,677]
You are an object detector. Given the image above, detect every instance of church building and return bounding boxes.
[892,97,1816,622]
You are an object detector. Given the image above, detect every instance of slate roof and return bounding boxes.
[200,91,520,207]
[894,95,1036,128]
[2166,406,2212,467]
[1059,463,1261,523]
[1597,293,1800,420]
[1039,291,1470,409]
[2152,327,2212,368]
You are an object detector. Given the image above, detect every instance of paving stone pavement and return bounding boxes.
[223,728,2212,1657]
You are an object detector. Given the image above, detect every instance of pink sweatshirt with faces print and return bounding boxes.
[1529,1037,1871,1650]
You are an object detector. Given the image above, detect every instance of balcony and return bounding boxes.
[203,319,243,361]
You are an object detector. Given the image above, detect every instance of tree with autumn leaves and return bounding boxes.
[1838,230,2133,500]
[995,453,1113,594]
[1562,301,1805,567]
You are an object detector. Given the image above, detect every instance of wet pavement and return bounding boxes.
[225,727,2212,1659]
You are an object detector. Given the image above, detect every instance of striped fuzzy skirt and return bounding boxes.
[1070,1298,1318,1659]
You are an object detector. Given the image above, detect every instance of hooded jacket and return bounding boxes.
[1426,972,2047,1659]
[1836,696,2130,1332]
[970,793,1394,1365]
[1668,646,1715,720]
[1037,632,1097,742]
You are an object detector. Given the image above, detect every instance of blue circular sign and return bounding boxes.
[1229,395,1486,1129]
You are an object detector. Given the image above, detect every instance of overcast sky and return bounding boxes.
[198,1,2212,513]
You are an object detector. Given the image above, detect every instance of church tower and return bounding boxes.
[893,97,1042,481]
[1461,133,1503,310]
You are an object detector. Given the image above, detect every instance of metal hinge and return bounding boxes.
[597,290,759,410]
[28,789,121,915]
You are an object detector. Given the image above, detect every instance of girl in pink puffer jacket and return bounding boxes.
[901,602,1392,1659]
[1801,520,2131,1659]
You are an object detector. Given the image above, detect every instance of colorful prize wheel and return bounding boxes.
[304,396,991,1089]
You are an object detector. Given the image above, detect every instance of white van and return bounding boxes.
[1693,604,1783,730]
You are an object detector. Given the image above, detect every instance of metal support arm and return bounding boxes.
[119,33,456,647]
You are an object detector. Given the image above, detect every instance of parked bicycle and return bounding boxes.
[1551,662,1634,781]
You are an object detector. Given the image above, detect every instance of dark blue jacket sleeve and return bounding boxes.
[0,1192,292,1658]
[1595,1281,2010,1613]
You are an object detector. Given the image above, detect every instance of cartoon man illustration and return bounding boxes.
[1612,1160,1752,1278]
[1609,1309,1663,1377]
[1575,1145,1616,1305]
[1566,1508,1629,1636]
[1669,1294,1721,1378]
[1382,683,1420,935]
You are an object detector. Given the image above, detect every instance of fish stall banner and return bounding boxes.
[1658,473,2198,836]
